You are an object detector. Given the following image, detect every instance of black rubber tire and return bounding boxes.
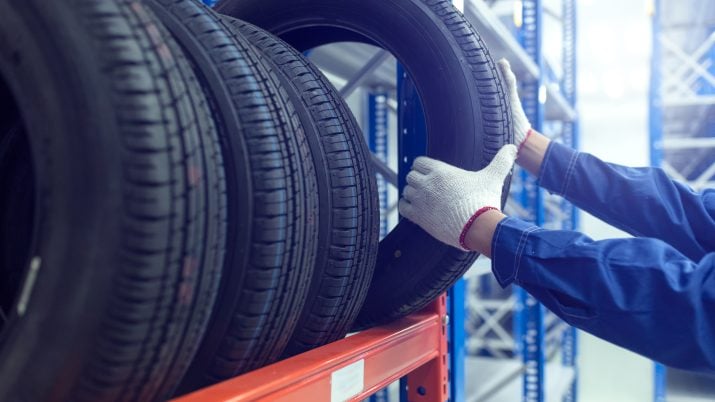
[216,0,513,330]
[143,0,320,393]
[0,1,226,401]
[225,18,380,356]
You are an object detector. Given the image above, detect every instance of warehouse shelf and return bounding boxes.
[464,357,576,402]
[174,296,447,402]
[463,0,577,122]
[464,0,537,78]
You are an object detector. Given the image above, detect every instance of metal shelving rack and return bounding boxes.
[649,0,715,401]
[462,1,579,401]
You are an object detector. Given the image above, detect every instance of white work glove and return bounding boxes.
[398,145,517,251]
[497,58,532,148]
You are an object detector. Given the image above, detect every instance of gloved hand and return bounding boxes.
[398,145,517,250]
[497,58,532,149]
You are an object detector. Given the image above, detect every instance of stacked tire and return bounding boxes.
[0,0,510,401]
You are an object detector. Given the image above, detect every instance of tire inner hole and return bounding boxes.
[0,74,35,332]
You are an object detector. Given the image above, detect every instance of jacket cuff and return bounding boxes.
[539,141,580,197]
[491,217,542,287]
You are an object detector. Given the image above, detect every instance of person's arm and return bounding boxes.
[408,173,715,372]
[515,129,550,175]
[534,134,715,261]
[482,216,715,373]
[498,59,715,260]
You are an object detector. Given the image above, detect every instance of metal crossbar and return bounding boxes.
[339,50,391,98]
[660,33,715,105]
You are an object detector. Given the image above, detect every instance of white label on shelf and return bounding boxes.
[330,359,365,402]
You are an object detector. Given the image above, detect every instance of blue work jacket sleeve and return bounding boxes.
[491,217,715,373]
[539,141,715,261]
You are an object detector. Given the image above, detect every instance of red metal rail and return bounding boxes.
[174,295,448,402]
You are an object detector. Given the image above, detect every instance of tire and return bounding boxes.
[142,0,320,393]
[0,1,226,401]
[225,18,380,356]
[216,0,514,329]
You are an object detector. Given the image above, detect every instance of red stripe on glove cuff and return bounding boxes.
[459,206,500,250]
[518,128,534,154]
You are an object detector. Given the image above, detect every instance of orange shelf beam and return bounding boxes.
[174,295,448,402]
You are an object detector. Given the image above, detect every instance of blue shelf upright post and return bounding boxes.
[560,1,579,401]
[366,88,391,402]
[448,279,466,402]
[396,63,428,402]
[647,1,665,400]
[397,56,465,402]
[367,90,391,239]
[517,1,546,401]
[396,65,427,192]
[654,363,666,402]
[649,0,664,173]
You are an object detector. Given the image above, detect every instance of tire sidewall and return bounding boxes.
[217,0,493,167]
[0,3,123,399]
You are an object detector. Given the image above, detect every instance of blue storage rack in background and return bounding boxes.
[650,1,715,401]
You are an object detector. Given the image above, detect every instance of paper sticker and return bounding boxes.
[330,359,365,402]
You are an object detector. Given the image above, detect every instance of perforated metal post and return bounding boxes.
[367,90,391,402]
[397,62,428,402]
[654,363,667,402]
[397,54,464,400]
[560,1,579,401]
[448,279,466,402]
[650,0,666,390]
[367,90,391,239]
[518,1,545,401]
[396,65,427,193]
[650,0,664,173]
